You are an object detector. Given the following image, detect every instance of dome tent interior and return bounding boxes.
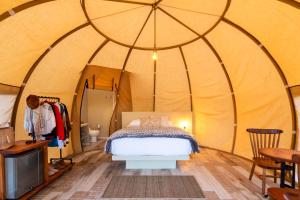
[0,0,300,199]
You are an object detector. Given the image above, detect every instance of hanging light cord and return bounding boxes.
[154,4,157,51]
[151,2,158,60]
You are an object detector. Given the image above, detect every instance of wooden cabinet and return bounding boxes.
[0,140,72,200]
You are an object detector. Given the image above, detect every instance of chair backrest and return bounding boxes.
[246,128,283,158]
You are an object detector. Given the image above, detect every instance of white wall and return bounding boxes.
[87,89,114,137]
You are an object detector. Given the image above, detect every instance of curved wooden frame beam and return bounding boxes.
[290,85,300,89]
[222,18,298,149]
[120,8,153,71]
[0,0,298,24]
[202,37,238,153]
[151,0,238,152]
[118,7,153,85]
[179,47,193,112]
[81,0,231,51]
[103,0,152,6]
[0,0,55,22]
[277,0,300,9]
[1,0,298,152]
[11,23,90,127]
[70,39,109,153]
[108,7,153,131]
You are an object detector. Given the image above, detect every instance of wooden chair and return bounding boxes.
[268,154,300,200]
[247,128,283,195]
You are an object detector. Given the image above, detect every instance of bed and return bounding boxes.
[105,112,199,169]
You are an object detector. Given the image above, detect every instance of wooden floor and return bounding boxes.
[32,146,279,200]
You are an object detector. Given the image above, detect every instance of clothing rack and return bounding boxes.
[38,96,60,102]
[37,96,72,164]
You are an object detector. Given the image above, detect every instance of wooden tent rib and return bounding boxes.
[88,40,110,64]
[155,3,237,153]
[117,6,152,86]
[290,85,300,88]
[202,0,231,36]
[11,23,90,128]
[81,0,138,50]
[222,17,298,149]
[103,0,152,6]
[81,0,230,51]
[157,0,231,38]
[0,0,297,154]
[119,7,153,82]
[159,2,297,151]
[277,0,300,9]
[0,0,55,22]
[157,7,200,36]
[109,7,154,127]
[154,0,164,5]
[202,37,238,153]
[70,39,109,153]
[179,47,193,112]
[0,0,297,25]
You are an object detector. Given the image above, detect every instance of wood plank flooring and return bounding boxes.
[32,147,278,200]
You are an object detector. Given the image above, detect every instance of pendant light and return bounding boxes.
[152,51,157,60]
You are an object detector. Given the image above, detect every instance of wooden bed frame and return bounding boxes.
[114,112,193,169]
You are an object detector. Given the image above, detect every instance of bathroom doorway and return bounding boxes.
[80,87,115,151]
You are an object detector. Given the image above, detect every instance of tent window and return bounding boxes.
[0,94,17,128]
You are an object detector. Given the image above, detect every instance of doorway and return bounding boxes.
[80,88,115,151]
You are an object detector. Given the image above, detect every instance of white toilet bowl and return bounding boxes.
[89,128,100,143]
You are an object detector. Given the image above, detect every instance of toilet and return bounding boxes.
[89,128,100,143]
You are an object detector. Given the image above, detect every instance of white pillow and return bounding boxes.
[160,116,174,127]
[167,121,174,127]
[127,119,141,127]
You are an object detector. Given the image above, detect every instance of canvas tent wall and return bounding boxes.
[0,0,299,159]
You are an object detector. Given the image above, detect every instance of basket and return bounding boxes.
[0,127,15,150]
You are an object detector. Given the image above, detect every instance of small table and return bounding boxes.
[259,148,300,188]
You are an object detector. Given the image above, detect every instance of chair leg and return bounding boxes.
[249,162,256,180]
[262,168,266,195]
[273,170,277,183]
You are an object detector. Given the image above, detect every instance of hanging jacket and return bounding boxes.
[39,103,56,135]
[51,104,65,140]
[24,103,56,137]
[62,103,71,139]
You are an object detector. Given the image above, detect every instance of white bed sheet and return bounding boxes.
[111,137,192,156]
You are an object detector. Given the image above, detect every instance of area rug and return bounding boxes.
[102,176,205,199]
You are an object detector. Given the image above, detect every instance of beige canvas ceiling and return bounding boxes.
[0,0,299,159]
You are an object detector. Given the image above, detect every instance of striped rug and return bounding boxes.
[102,176,206,199]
